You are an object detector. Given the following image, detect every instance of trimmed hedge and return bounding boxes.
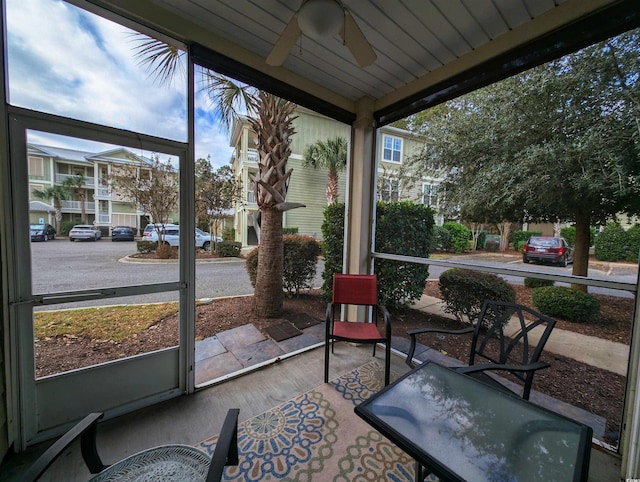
[439,268,515,326]
[560,226,596,247]
[215,241,242,257]
[524,277,554,289]
[136,240,157,253]
[532,286,600,323]
[60,221,76,236]
[283,227,299,234]
[442,222,470,253]
[321,201,434,309]
[511,230,542,252]
[430,225,451,252]
[245,235,321,296]
[594,223,633,262]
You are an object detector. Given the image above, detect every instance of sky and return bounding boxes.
[5,0,234,168]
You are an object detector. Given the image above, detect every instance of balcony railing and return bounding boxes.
[247,191,256,204]
[60,200,95,212]
[247,149,258,162]
[55,173,95,187]
[95,186,111,198]
[97,214,111,224]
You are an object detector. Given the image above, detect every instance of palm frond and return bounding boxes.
[128,33,186,87]
[200,70,257,133]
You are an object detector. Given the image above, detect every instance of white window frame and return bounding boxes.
[382,135,402,163]
[422,182,439,207]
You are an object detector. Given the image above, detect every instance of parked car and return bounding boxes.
[143,225,217,250]
[111,226,135,241]
[522,236,574,266]
[30,223,56,241]
[69,224,102,242]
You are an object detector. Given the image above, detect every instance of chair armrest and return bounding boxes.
[406,326,474,337]
[457,361,551,375]
[22,412,106,482]
[206,408,240,482]
[405,326,474,368]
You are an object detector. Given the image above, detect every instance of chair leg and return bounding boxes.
[324,336,330,383]
[384,341,391,386]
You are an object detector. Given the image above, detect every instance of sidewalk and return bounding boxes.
[411,295,629,376]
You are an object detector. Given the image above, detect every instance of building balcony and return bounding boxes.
[94,186,111,199]
[55,173,95,187]
[60,200,95,212]
[97,214,111,225]
[246,191,257,204]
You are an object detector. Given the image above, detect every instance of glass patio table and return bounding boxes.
[355,361,592,482]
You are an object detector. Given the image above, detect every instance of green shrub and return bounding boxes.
[222,226,235,241]
[245,235,321,295]
[375,202,433,308]
[524,277,554,288]
[511,230,542,250]
[430,225,451,252]
[560,225,596,248]
[594,223,629,261]
[532,286,600,322]
[283,227,299,235]
[216,241,242,257]
[283,235,322,295]
[439,268,515,326]
[60,221,76,236]
[320,202,346,301]
[485,240,499,252]
[442,222,471,253]
[136,240,157,254]
[245,248,259,287]
[321,201,433,308]
[626,225,640,262]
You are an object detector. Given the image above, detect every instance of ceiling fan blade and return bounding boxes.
[341,11,376,67]
[266,14,301,66]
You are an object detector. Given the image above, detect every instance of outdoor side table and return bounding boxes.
[355,361,592,482]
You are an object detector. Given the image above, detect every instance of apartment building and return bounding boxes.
[27,144,154,233]
[229,108,441,247]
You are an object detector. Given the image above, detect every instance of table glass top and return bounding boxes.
[357,363,588,481]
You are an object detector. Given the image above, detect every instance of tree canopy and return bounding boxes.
[409,29,640,281]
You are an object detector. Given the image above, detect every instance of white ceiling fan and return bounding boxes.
[266,0,376,68]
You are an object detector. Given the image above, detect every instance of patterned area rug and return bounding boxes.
[197,362,437,481]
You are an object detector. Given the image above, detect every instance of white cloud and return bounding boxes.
[6,0,232,167]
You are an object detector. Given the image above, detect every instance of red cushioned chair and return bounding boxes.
[324,274,391,386]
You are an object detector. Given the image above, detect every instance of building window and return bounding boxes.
[422,183,439,207]
[379,178,399,202]
[382,135,402,163]
[28,156,44,176]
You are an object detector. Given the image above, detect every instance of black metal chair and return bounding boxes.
[23,408,239,482]
[406,300,556,400]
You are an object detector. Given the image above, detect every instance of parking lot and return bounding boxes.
[29,237,255,309]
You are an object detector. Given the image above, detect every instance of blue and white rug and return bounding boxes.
[198,361,439,481]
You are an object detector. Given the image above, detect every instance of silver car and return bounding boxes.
[69,224,102,242]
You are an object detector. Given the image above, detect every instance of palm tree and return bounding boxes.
[303,137,347,204]
[32,185,70,230]
[62,175,88,224]
[132,36,299,317]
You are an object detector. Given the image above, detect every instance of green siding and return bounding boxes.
[284,157,346,239]
[290,110,350,155]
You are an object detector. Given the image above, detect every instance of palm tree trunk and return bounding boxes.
[327,172,339,204]
[254,207,284,317]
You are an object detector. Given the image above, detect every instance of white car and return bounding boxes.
[143,225,218,251]
[69,224,102,242]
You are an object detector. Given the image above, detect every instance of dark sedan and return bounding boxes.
[522,236,574,266]
[30,223,56,241]
[111,226,135,241]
